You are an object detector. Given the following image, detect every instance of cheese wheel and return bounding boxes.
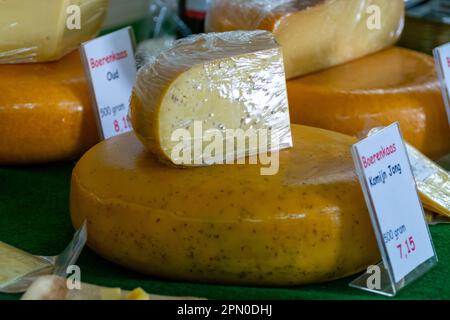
[70,125,379,286]
[206,0,405,79]
[0,51,99,164]
[0,0,108,63]
[131,31,292,166]
[287,47,450,160]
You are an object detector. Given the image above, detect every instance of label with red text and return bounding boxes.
[352,123,435,283]
[433,43,450,125]
[80,27,136,140]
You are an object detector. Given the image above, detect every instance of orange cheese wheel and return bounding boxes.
[287,47,450,160]
[0,51,99,164]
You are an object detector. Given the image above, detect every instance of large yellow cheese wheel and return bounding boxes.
[287,47,450,160]
[70,125,379,286]
[0,51,99,164]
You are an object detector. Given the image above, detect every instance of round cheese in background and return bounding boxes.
[0,51,99,164]
[0,0,109,64]
[206,0,405,79]
[70,125,379,286]
[287,47,450,160]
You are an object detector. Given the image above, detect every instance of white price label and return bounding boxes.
[352,123,435,283]
[80,27,136,140]
[433,43,450,125]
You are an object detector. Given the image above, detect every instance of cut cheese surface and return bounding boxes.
[131,31,292,166]
[287,47,450,159]
[0,242,50,290]
[206,0,405,79]
[0,51,99,164]
[407,144,450,218]
[70,125,379,286]
[0,0,108,63]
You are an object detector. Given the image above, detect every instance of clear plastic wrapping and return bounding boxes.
[0,223,86,293]
[0,0,109,64]
[206,0,405,79]
[131,30,293,166]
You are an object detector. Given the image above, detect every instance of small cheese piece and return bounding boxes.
[126,288,150,300]
[287,47,450,159]
[407,144,450,218]
[206,0,405,79]
[0,51,99,164]
[100,288,123,300]
[0,0,108,63]
[130,31,292,166]
[70,125,379,286]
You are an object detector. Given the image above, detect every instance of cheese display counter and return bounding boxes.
[1,0,450,301]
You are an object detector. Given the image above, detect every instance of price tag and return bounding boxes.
[80,27,137,140]
[350,123,437,296]
[433,43,450,125]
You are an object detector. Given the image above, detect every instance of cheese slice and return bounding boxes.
[407,144,450,218]
[206,0,405,79]
[0,242,51,290]
[0,51,99,164]
[70,125,380,286]
[131,31,292,166]
[0,0,108,63]
[287,47,450,160]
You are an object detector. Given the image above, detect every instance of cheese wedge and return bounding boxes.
[70,125,379,286]
[287,47,450,159]
[131,31,292,166]
[0,0,108,63]
[407,144,450,218]
[206,0,405,79]
[0,51,99,164]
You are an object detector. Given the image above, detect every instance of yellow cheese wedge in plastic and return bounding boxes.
[287,47,450,159]
[127,288,150,300]
[130,31,292,166]
[206,0,405,79]
[70,125,379,286]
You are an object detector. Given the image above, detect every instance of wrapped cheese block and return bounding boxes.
[0,51,99,164]
[206,0,405,79]
[131,31,292,166]
[287,47,450,160]
[70,125,380,286]
[0,0,109,63]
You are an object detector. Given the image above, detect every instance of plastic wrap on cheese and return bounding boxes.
[130,31,293,167]
[407,144,450,218]
[206,0,405,79]
[0,0,109,64]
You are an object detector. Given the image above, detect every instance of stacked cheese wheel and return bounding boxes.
[0,1,108,164]
[71,31,381,286]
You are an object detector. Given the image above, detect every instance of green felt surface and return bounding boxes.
[0,162,449,300]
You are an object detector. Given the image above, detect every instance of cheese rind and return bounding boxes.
[0,0,108,63]
[206,0,405,79]
[287,47,450,159]
[0,51,99,164]
[70,125,379,286]
[130,31,292,166]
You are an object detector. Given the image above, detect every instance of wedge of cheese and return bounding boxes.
[287,47,450,159]
[206,0,405,79]
[70,125,380,286]
[0,51,99,164]
[131,31,292,166]
[0,0,108,63]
